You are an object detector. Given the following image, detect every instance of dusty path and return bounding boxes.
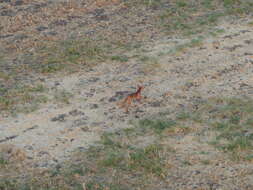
[0,20,253,167]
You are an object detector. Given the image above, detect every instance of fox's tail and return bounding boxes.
[117,97,128,108]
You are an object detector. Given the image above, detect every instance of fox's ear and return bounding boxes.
[138,85,144,89]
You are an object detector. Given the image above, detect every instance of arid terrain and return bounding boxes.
[0,0,253,189]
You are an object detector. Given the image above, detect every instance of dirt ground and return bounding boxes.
[0,0,253,189]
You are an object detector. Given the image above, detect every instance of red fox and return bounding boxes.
[118,85,144,112]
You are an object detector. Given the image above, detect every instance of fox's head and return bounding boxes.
[137,85,144,91]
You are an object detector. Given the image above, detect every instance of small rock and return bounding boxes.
[0,0,11,3]
[99,97,106,102]
[51,114,67,122]
[224,44,243,52]
[150,101,162,107]
[77,147,87,152]
[90,88,95,93]
[54,82,60,86]
[134,107,145,113]
[108,96,117,102]
[95,15,109,21]
[37,151,49,157]
[88,77,99,83]
[72,117,88,127]
[25,3,47,12]
[85,92,94,97]
[69,109,84,116]
[85,30,95,35]
[51,20,68,26]
[240,30,250,33]
[11,0,23,6]
[36,26,48,32]
[0,9,15,16]
[81,126,89,132]
[109,91,130,102]
[0,135,18,143]
[91,122,105,127]
[239,83,249,87]
[34,161,49,168]
[13,34,28,41]
[23,125,39,133]
[244,52,253,56]
[39,77,46,82]
[0,34,13,39]
[24,145,33,150]
[90,104,98,109]
[118,76,130,82]
[67,15,82,20]
[244,39,253,45]
[91,8,105,16]
[44,31,58,36]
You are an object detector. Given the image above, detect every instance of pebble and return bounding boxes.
[51,114,67,122]
[0,9,15,16]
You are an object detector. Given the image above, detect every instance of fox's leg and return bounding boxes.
[125,106,129,112]
[125,98,132,112]
[136,94,142,102]
[118,97,127,108]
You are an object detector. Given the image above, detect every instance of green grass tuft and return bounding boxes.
[111,55,129,62]
[139,118,177,134]
[0,84,48,114]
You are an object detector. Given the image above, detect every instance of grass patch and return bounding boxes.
[248,21,253,26]
[182,97,253,161]
[201,160,211,165]
[138,55,161,74]
[209,28,226,36]
[176,1,188,8]
[111,55,129,62]
[0,117,177,189]
[124,0,163,9]
[182,160,192,166]
[1,0,252,115]
[159,0,253,36]
[0,71,10,80]
[138,118,177,134]
[0,154,8,166]
[176,112,192,120]
[30,38,108,74]
[0,84,48,114]
[168,37,204,55]
[128,144,166,177]
[54,90,73,104]
[0,37,110,114]
[1,96,252,189]
[99,150,124,167]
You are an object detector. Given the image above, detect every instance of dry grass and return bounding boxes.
[0,0,252,113]
[177,96,253,161]
[0,96,252,189]
[0,84,48,114]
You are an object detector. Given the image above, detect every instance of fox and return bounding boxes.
[118,85,144,112]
